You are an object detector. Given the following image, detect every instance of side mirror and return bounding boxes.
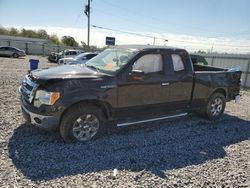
[129,70,145,81]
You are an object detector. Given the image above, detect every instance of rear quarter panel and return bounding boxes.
[192,71,241,108]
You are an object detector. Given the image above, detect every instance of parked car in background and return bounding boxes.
[48,49,84,63]
[0,46,26,58]
[58,52,98,65]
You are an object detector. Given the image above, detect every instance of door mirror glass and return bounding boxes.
[129,70,145,81]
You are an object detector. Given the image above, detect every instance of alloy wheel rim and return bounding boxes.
[72,114,99,141]
[210,97,223,116]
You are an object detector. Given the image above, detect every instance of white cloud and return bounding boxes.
[7,25,250,54]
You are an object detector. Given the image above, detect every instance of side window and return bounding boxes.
[64,51,70,55]
[71,51,77,55]
[85,54,92,59]
[133,54,163,74]
[89,54,96,59]
[81,55,87,60]
[171,54,185,72]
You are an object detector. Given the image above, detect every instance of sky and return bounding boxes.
[0,0,250,53]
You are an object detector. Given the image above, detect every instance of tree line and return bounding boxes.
[0,27,79,47]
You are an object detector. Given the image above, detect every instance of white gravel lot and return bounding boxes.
[0,55,249,187]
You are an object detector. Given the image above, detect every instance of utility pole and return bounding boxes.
[211,43,214,54]
[84,0,91,49]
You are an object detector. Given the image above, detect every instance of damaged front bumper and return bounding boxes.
[19,81,60,130]
[21,104,60,130]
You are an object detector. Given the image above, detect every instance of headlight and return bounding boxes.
[34,90,60,107]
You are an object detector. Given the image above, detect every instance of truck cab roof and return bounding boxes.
[113,45,184,51]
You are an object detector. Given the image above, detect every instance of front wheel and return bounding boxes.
[60,104,105,143]
[12,53,19,58]
[203,93,226,120]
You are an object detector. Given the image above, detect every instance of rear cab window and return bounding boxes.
[171,54,185,72]
[168,50,191,75]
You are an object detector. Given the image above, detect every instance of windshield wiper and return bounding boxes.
[86,65,100,72]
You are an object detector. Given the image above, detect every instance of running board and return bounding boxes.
[117,112,188,127]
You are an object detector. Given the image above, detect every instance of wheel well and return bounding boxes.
[212,88,227,98]
[59,100,112,124]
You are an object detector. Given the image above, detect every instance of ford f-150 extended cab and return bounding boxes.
[19,45,241,143]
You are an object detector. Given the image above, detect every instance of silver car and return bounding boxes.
[0,46,26,58]
[48,49,84,63]
[58,52,98,65]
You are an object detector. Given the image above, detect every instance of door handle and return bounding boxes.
[161,82,169,86]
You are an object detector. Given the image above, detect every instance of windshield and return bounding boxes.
[85,48,138,74]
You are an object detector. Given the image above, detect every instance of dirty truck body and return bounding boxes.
[19,45,241,143]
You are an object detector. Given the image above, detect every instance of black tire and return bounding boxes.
[203,92,226,120]
[12,53,19,58]
[60,104,105,143]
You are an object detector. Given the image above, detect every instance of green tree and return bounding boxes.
[197,50,206,54]
[37,29,49,39]
[80,41,87,48]
[0,27,9,35]
[50,34,61,45]
[21,29,38,38]
[0,26,86,47]
[61,36,79,47]
[9,27,19,36]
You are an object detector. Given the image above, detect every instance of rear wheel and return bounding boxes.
[203,93,226,120]
[60,104,105,143]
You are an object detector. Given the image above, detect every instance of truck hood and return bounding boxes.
[31,65,109,81]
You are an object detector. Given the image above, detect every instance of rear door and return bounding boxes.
[167,51,194,110]
[0,47,5,56]
[0,47,9,56]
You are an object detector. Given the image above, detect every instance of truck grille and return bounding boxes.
[20,75,38,103]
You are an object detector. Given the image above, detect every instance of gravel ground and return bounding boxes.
[0,55,249,187]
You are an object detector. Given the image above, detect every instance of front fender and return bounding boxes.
[61,88,106,108]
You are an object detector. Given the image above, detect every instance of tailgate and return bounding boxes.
[227,71,241,99]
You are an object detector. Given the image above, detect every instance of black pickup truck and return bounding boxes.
[19,45,241,143]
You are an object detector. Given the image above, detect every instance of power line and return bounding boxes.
[91,25,168,44]
[99,0,250,38]
[91,24,250,48]
[93,7,167,33]
[73,9,83,27]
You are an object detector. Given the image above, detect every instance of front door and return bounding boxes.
[116,51,170,119]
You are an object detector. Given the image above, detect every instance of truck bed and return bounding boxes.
[191,64,241,108]
[193,64,227,72]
